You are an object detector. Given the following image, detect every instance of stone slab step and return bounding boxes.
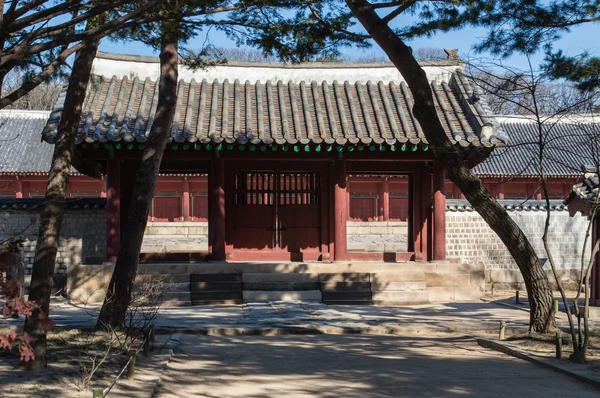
[136,274,191,283]
[370,273,426,282]
[242,273,319,283]
[243,290,322,302]
[323,300,373,305]
[243,282,320,291]
[191,291,243,301]
[190,281,242,292]
[320,281,371,292]
[191,299,243,305]
[190,273,242,282]
[321,291,372,302]
[371,281,427,292]
[371,290,429,305]
[318,273,370,282]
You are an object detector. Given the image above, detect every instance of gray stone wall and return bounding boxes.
[347,221,409,252]
[0,210,106,274]
[446,208,590,290]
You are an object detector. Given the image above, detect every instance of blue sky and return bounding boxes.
[99,12,599,72]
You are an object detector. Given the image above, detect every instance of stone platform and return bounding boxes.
[67,260,484,306]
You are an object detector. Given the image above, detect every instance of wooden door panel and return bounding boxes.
[278,204,320,251]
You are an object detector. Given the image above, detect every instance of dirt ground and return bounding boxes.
[0,330,152,398]
[156,334,600,398]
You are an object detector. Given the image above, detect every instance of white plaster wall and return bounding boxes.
[93,56,460,84]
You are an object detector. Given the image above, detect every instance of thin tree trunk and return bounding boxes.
[22,33,102,369]
[346,0,555,332]
[96,23,179,329]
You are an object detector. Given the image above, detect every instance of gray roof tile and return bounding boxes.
[0,110,52,174]
[474,117,600,177]
[42,72,499,148]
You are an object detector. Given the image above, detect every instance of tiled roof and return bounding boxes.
[474,116,600,177]
[446,199,568,211]
[569,166,599,204]
[0,198,107,211]
[42,71,501,148]
[0,110,53,174]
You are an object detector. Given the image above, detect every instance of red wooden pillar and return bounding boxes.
[106,159,121,262]
[346,181,351,221]
[433,161,446,261]
[420,164,432,261]
[14,178,23,198]
[498,182,505,200]
[210,157,226,261]
[182,178,191,221]
[100,178,107,198]
[120,162,136,239]
[382,178,390,221]
[334,159,347,261]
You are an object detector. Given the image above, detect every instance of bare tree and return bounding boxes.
[2,69,63,110]
[470,58,599,362]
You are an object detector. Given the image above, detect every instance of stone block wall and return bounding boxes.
[446,208,590,290]
[142,221,208,252]
[347,221,409,252]
[0,210,106,274]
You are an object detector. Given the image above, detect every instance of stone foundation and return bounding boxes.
[347,221,408,252]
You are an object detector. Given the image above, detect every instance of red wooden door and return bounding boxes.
[152,196,182,221]
[231,172,275,251]
[390,196,409,221]
[230,171,321,259]
[192,194,208,221]
[277,173,321,254]
[350,196,377,221]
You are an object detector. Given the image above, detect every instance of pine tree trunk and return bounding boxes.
[22,38,101,370]
[96,26,179,330]
[346,0,555,332]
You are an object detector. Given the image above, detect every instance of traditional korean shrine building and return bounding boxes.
[40,52,502,265]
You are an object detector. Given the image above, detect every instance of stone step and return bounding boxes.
[320,281,371,292]
[318,273,370,282]
[242,273,319,283]
[321,291,372,302]
[323,300,373,305]
[190,273,242,282]
[243,282,320,291]
[136,273,191,283]
[370,273,426,282]
[190,281,242,292]
[243,290,322,302]
[192,291,243,302]
[372,290,429,305]
[371,281,427,292]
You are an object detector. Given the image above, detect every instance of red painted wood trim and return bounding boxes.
[182,179,191,221]
[382,179,390,221]
[334,159,347,261]
[14,179,23,199]
[210,157,226,261]
[420,164,432,261]
[106,159,121,262]
[433,161,446,261]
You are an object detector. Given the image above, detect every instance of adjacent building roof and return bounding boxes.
[474,116,600,178]
[569,166,599,203]
[0,110,53,175]
[0,198,106,211]
[447,199,568,212]
[41,53,501,148]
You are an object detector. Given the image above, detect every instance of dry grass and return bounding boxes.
[0,329,142,397]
